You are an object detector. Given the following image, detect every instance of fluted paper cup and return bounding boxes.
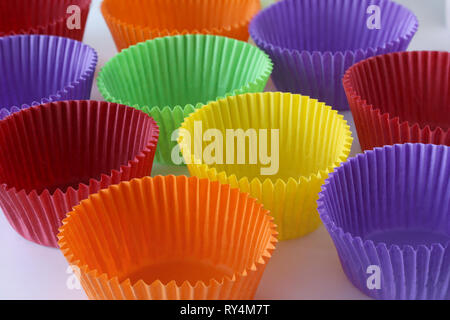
[0,35,98,120]
[98,34,272,165]
[318,144,450,300]
[0,0,91,41]
[179,92,353,240]
[102,0,261,51]
[0,101,159,247]
[344,51,450,150]
[58,175,277,300]
[250,0,418,110]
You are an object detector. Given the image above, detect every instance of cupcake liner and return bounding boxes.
[318,144,450,300]
[178,92,352,240]
[0,101,159,248]
[101,0,261,51]
[58,175,277,300]
[344,51,450,150]
[249,0,418,110]
[0,0,91,41]
[98,34,272,165]
[0,35,98,120]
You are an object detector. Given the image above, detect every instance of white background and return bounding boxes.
[0,0,449,300]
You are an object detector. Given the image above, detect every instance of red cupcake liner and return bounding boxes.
[343,51,450,150]
[0,100,159,247]
[0,0,91,41]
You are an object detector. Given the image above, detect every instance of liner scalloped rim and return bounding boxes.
[58,175,278,300]
[0,35,98,119]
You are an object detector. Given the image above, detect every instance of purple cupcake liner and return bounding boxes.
[318,144,450,300]
[0,35,98,119]
[250,0,419,110]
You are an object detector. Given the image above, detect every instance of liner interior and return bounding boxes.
[345,51,450,131]
[321,144,450,247]
[0,36,96,111]
[60,176,276,286]
[0,101,156,194]
[98,35,271,110]
[180,93,350,182]
[251,0,417,52]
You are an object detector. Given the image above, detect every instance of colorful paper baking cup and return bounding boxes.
[0,0,91,41]
[101,0,261,51]
[249,0,418,110]
[0,35,98,120]
[58,175,277,300]
[98,34,272,165]
[0,100,159,248]
[344,51,450,151]
[178,92,353,240]
[318,144,450,300]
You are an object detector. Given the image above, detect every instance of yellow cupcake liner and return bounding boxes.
[178,92,353,240]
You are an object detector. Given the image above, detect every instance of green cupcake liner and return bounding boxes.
[97,34,273,164]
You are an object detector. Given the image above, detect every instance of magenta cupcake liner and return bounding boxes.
[0,35,98,119]
[318,144,450,300]
[250,0,418,110]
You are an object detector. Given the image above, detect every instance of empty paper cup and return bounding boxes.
[98,34,272,165]
[318,144,450,300]
[101,0,261,51]
[249,0,418,110]
[178,92,353,240]
[0,101,159,247]
[0,35,98,120]
[0,0,91,41]
[344,51,450,150]
[58,175,277,300]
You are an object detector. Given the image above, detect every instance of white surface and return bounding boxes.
[0,0,449,300]
[447,0,450,29]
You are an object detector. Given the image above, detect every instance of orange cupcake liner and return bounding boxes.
[101,0,261,51]
[58,175,278,300]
